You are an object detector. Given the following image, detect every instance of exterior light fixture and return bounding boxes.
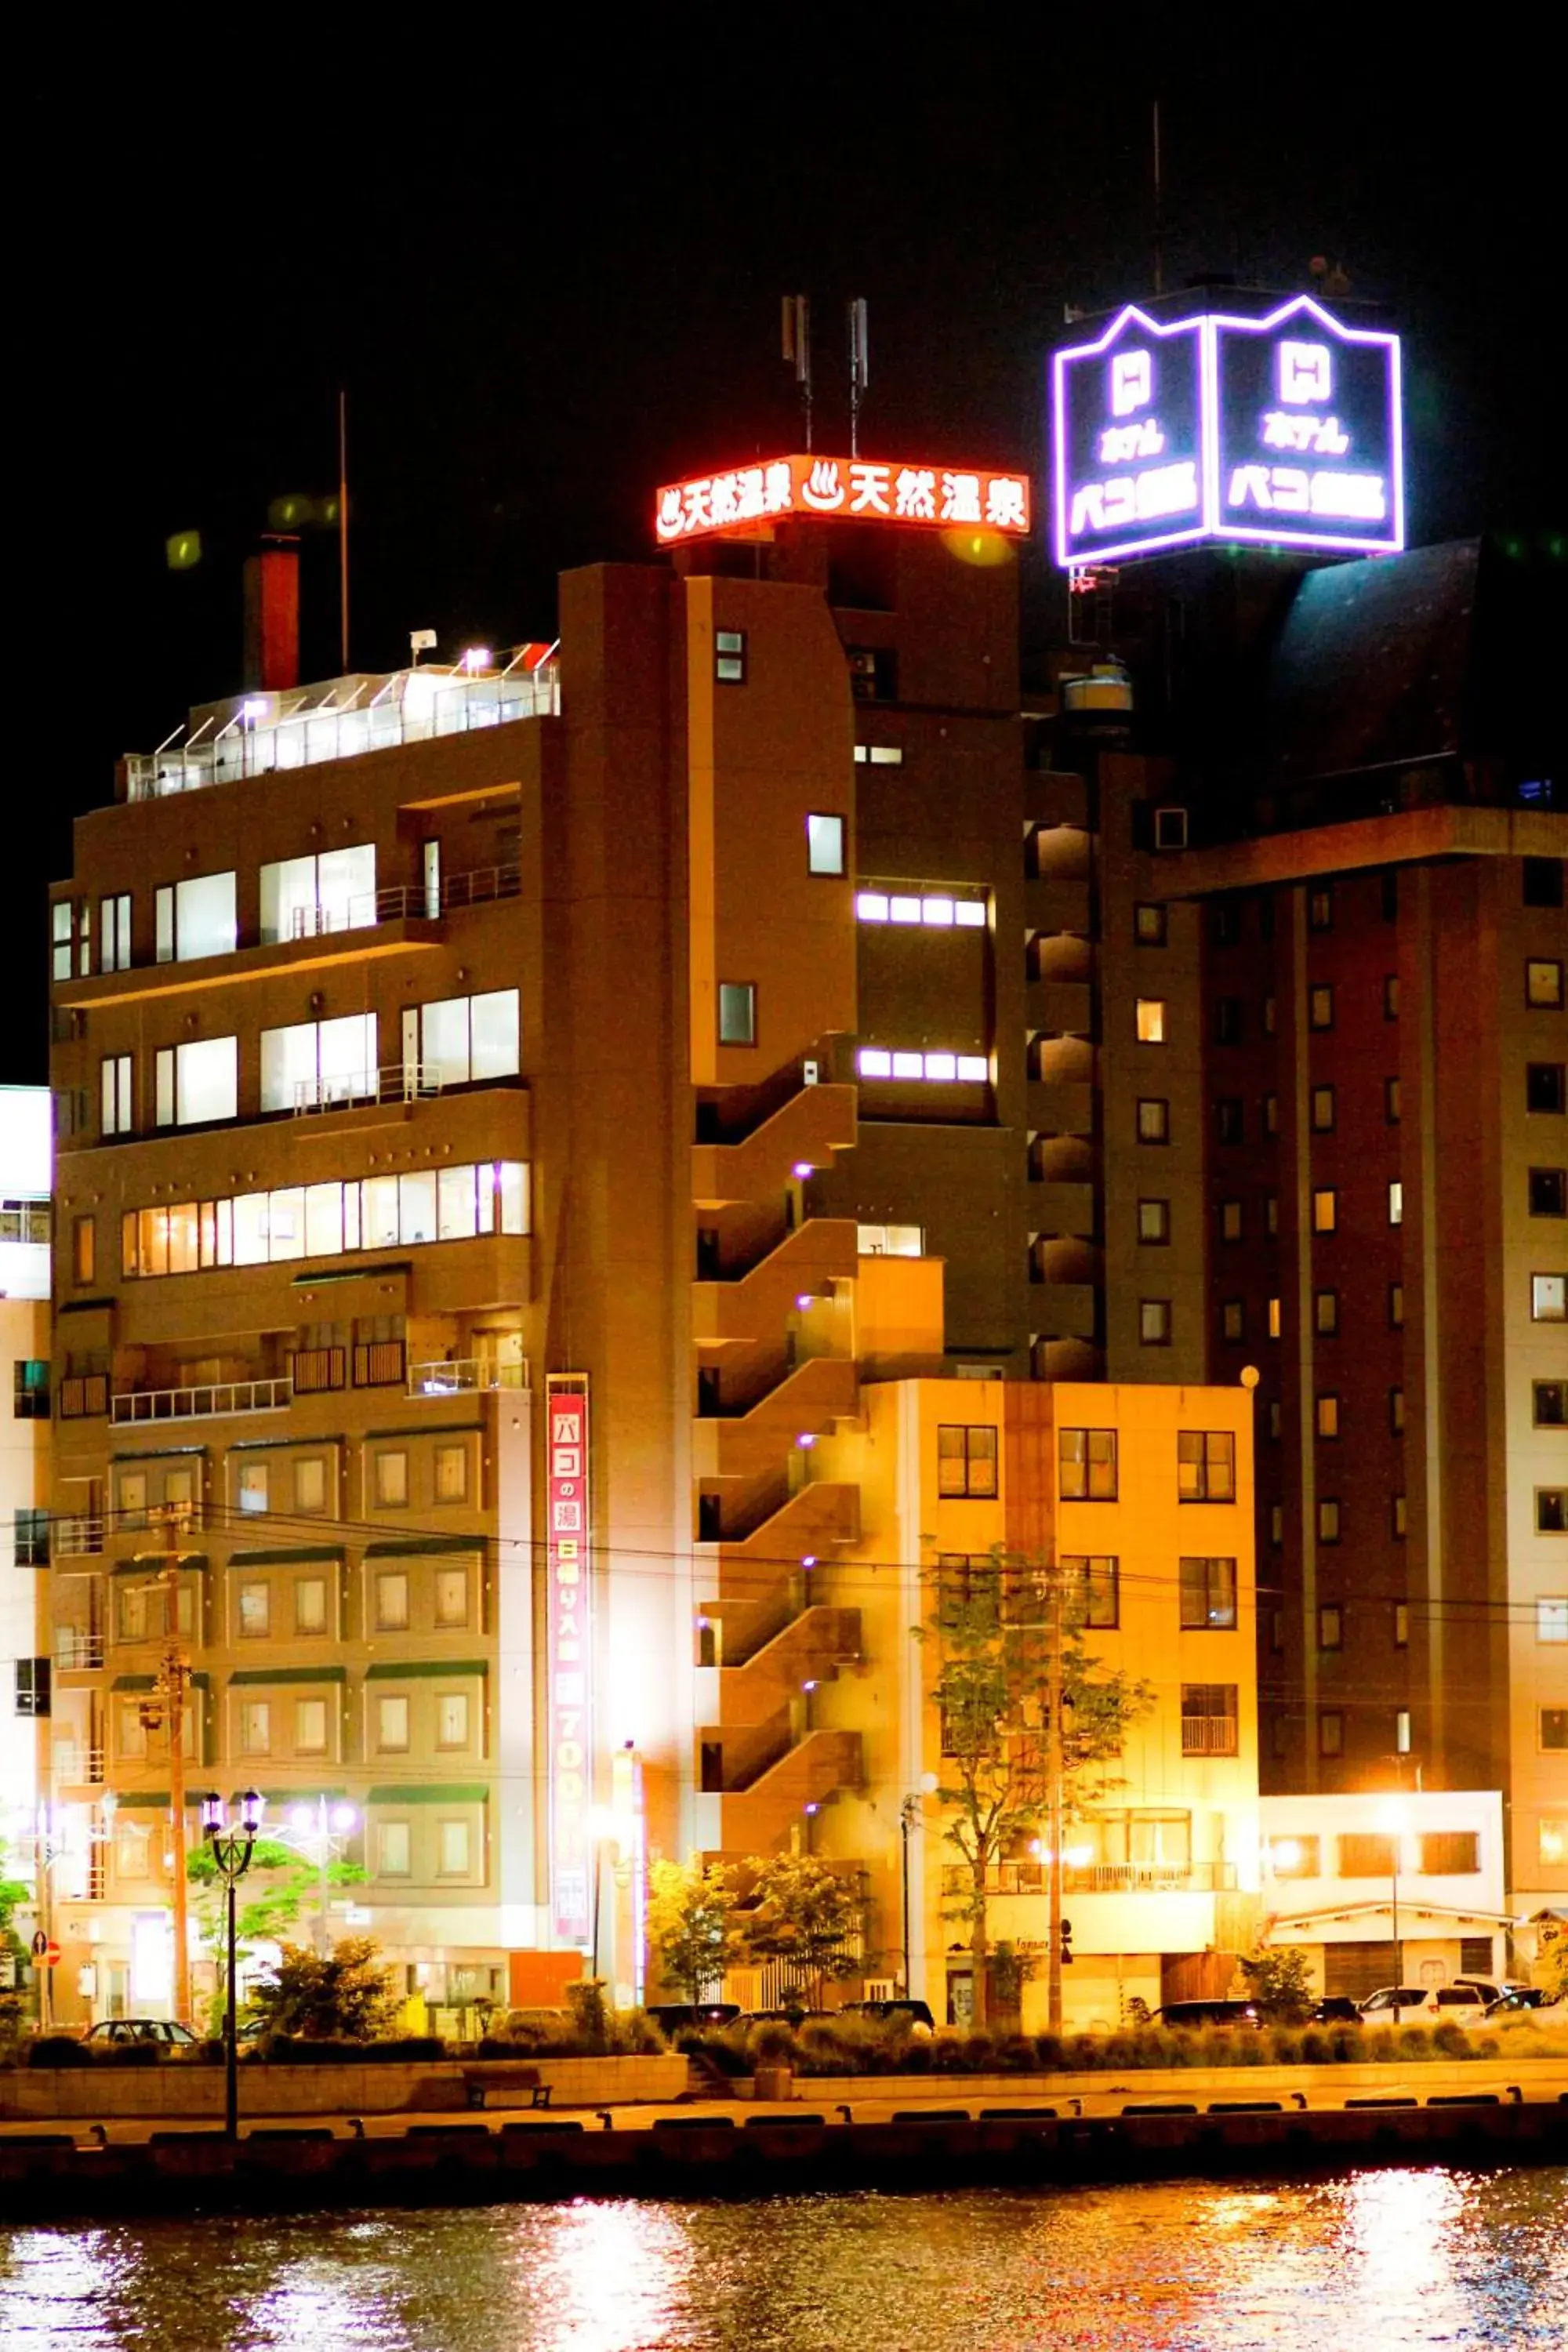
[792,1162,814,1178]
[797,1433,816,1449]
[796,1293,815,1311]
[462,646,492,673]
[803,1679,818,1693]
[800,1555,817,1569]
[804,1802,819,1817]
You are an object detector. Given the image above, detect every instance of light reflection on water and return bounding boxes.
[0,2169,1563,2351]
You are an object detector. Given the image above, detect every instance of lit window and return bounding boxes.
[377,1821,411,1877]
[857,1223,924,1257]
[374,1450,409,1507]
[1268,1835,1318,1878]
[1269,1504,1283,1547]
[1181,1684,1238,1755]
[892,1051,924,1078]
[1388,1181,1403,1225]
[869,744,903,764]
[889,895,922,924]
[294,1697,328,1755]
[858,1048,892,1078]
[1059,1427,1117,1501]
[295,1457,327,1512]
[1263,1093,1279,1137]
[1140,1298,1172,1345]
[434,1443,468,1503]
[718,983,757,1047]
[376,1694,410,1751]
[1532,1272,1566,1321]
[954,901,986,928]
[405,991,520,1090]
[1312,1188,1338,1234]
[924,1052,956,1081]
[101,1054,133,1138]
[714,628,746,684]
[154,1036,238,1128]
[1316,1393,1340,1439]
[1136,999,1167,1044]
[237,1462,269,1515]
[437,1693,470,1750]
[922,898,954,927]
[1178,1429,1236,1501]
[1309,985,1334,1030]
[807,815,846,877]
[1392,1494,1407,1537]
[1537,1598,1567,1642]
[260,846,376,946]
[376,1571,410,1632]
[1268,1297,1282,1339]
[1394,1602,1409,1646]
[237,1583,270,1639]
[856,892,889,922]
[1319,1497,1342,1543]
[1138,1199,1170,1244]
[1134,902,1167,946]
[937,1425,998,1499]
[1137,1098,1170,1144]
[1526,959,1563,1009]
[154,871,237,964]
[1180,1556,1237,1630]
[956,1054,989,1082]
[1312,1085,1335,1133]
[1319,1604,1342,1650]
[437,1820,471,1876]
[294,1578,327,1635]
[434,1568,470,1628]
[239,1700,271,1757]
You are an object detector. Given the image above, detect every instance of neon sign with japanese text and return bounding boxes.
[655,454,1031,545]
[1052,296,1403,567]
[546,1372,593,1947]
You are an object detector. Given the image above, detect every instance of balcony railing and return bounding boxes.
[56,1632,106,1671]
[291,1062,444,1116]
[53,1745,107,1787]
[111,1377,292,1425]
[1180,1718,1240,1756]
[943,1860,1236,1896]
[275,866,524,938]
[126,666,559,801]
[53,1515,107,1558]
[406,1358,530,1398]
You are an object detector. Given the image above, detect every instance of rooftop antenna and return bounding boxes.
[848,298,869,458]
[782,294,812,450]
[1152,100,1164,296]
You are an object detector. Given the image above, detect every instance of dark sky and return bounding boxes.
[16,27,1560,1079]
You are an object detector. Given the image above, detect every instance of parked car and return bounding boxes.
[1150,1999,1261,2030]
[645,2002,741,2034]
[838,1998,936,2033]
[1485,1987,1568,2023]
[1358,1984,1487,2023]
[80,2019,200,2049]
[738,2007,836,2027]
[1308,1997,1363,2025]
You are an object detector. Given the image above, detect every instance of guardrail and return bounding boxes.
[111,1377,292,1425]
[55,1633,106,1671]
[406,1359,530,1397]
[291,1064,443,1115]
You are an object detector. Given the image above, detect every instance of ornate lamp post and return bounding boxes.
[201,1788,263,2139]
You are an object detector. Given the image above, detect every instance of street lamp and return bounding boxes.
[1378,1799,1410,1997]
[201,1788,264,2139]
[287,1797,358,1955]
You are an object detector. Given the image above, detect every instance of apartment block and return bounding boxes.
[1,1086,53,1911]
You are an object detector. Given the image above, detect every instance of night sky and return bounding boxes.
[16,29,1559,1080]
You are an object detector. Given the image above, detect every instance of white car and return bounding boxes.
[1358,1984,1487,2024]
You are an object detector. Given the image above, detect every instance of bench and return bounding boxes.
[460,2065,552,2111]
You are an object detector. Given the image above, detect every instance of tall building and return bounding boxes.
[1,1085,53,1906]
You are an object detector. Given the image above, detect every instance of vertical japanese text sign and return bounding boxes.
[546,1373,592,1945]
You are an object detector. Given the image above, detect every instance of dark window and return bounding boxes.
[1210,901,1242,947]
[1263,1093,1279,1137]
[1384,974,1399,1019]
[1381,870,1399,922]
[1214,996,1243,1045]
[718,982,757,1047]
[1538,1490,1567,1534]
[352,1339,405,1389]
[714,629,746,684]
[1309,985,1334,1031]
[1392,1495,1407,1537]
[1180,1557,1238,1629]
[1308,886,1334,931]
[1137,1098,1170,1144]
[1259,895,1276,942]
[1339,1834,1396,1877]
[1541,1708,1568,1753]
[15,1658,51,1718]
[1134,902,1167,946]
[1523,857,1563,908]
[1178,1429,1236,1501]
[1389,1386,1406,1435]
[1221,1300,1243,1342]
[1061,1555,1119,1629]
[14,1508,49,1566]
[1137,1198,1170,1244]
[1312,1084,1336,1133]
[1181,1684,1238,1754]
[845,645,896,702]
[1316,1290,1340,1335]
[1534,1380,1566,1427]
[1215,1098,1244,1145]
[1059,1427,1117,1500]
[1526,1063,1565,1114]
[1389,1282,1405,1329]
[937,1424,997,1498]
[1530,1168,1566,1217]
[1385,1076,1402,1124]
[13,1360,49,1419]
[1419,1831,1479,1875]
[1269,1834,1319,1876]
[805,815,845,877]
[1220,1200,1243,1242]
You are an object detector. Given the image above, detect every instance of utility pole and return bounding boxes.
[149,1504,195,2027]
[1045,1566,1066,2033]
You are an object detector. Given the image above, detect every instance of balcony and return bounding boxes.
[125,663,559,801]
[942,1860,1239,1896]
[291,1062,444,1116]
[53,1515,107,1559]
[111,1376,292,1425]
[406,1358,530,1398]
[55,1632,106,1672]
[53,1744,107,1788]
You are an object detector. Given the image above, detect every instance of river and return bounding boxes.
[2,2168,1563,2349]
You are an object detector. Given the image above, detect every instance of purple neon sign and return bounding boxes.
[1051,294,1404,568]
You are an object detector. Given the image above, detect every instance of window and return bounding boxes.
[1319,1498,1342,1543]
[377,1821,412,1877]
[1389,1386,1406,1435]
[1214,997,1243,1045]
[116,1824,151,1881]
[154,871,237,965]
[806,814,845,877]
[434,1567,470,1629]
[1316,1393,1340,1439]
[1180,1557,1238,1630]
[1319,1711,1344,1758]
[13,1359,49,1420]
[1312,1187,1338,1234]
[1061,1555,1119,1629]
[938,1425,998,1498]
[714,628,746,684]
[1530,1169,1566,1217]
[1311,1085,1336,1133]
[1523,858,1564,908]
[100,1054,133,1138]
[1220,1200,1243,1243]
[1308,886,1333,932]
[1538,1490,1567,1534]
[1140,1298,1172,1345]
[14,1657,50,1719]
[434,1443,468,1503]
[294,1456,327,1512]
[376,1694,410,1751]
[72,1214,96,1286]
[1541,1708,1568,1753]
[853,742,904,765]
[1526,1063,1565,1114]
[1263,1093,1279,1137]
[437,1820,471,1876]
[403,991,521,1091]
[98,892,132,972]
[375,1571,410,1632]
[117,1697,148,1759]
[238,1582,270,1638]
[437,1692,470,1750]
[1395,1602,1410,1646]
[1136,998,1167,1044]
[1269,1502,1283,1546]
[52,898,78,980]
[1388,1181,1403,1226]
[239,1700,271,1756]
[154,1036,238,1128]
[1263,994,1277,1036]
[1210,901,1242,946]
[1270,1610,1284,1653]
[1316,1290,1339,1335]
[373,1450,409,1507]
[295,1698,328,1755]
[1383,974,1400,1020]
[1543,1819,1568,1868]
[1309,985,1334,1030]
[1268,1400,1282,1440]
[1268,1835,1319,1878]
[237,1462,269,1515]
[14,1508,49,1566]
[1268,1297,1282,1339]
[1180,1685,1238,1755]
[260,845,376,945]
[1534,1380,1566,1427]
[1319,1603,1343,1650]
[1533,1273,1566,1321]
[718,982,756,1047]
[1178,1430,1236,1502]
[1137,1098,1170,1144]
[1134,902,1167,946]
[1537,1598,1567,1642]
[1385,1076,1402,1124]
[857,1223,924,1256]
[294,1577,327,1635]
[1392,1494,1408,1537]
[1215,1098,1244,1145]
[1419,1831,1479,1875]
[1527,959,1563,1010]
[1059,1427,1116,1501]
[1389,1282,1405,1328]
[261,1014,379,1113]
[1137,1199,1170,1244]
[1221,1300,1243,1342]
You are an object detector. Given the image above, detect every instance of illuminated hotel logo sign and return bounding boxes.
[655,454,1031,545]
[1052,296,1403,567]
[546,1372,592,1947]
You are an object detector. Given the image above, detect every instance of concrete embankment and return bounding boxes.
[3,2099,1564,2219]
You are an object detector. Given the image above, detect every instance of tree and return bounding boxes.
[246,1936,398,2042]
[924,1552,1152,2029]
[646,1857,749,2005]
[1534,1933,1568,2002]
[0,1837,30,1942]
[185,1838,367,2034]
[1239,1944,1316,2024]
[743,1852,865,2008]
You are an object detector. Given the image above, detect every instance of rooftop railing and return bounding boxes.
[111,1377,292,1425]
[406,1358,531,1398]
[126,664,559,801]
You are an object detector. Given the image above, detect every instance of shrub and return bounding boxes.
[27,2034,91,2069]
[996,2034,1036,2073]
[256,2034,446,2066]
[1431,2020,1470,2058]
[247,1938,398,2043]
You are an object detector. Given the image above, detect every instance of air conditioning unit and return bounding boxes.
[802,1058,820,1087]
[862,1978,897,2002]
[1153,805,1189,851]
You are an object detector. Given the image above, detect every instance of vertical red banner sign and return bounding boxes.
[546,1374,592,1945]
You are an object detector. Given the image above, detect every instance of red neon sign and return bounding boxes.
[546,1373,592,1946]
[655,454,1031,546]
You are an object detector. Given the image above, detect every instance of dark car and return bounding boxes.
[81,2019,199,2049]
[1309,1997,1363,2024]
[1484,1986,1549,2016]
[739,2007,835,2027]
[1152,1999,1261,2030]
[645,2002,741,2034]
[838,1998,936,2032]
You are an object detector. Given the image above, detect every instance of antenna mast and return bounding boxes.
[848,298,869,457]
[782,295,812,450]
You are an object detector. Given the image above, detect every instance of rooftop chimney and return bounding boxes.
[243,535,300,691]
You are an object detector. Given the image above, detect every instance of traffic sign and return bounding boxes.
[30,1929,46,1958]
[43,1939,61,1968]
